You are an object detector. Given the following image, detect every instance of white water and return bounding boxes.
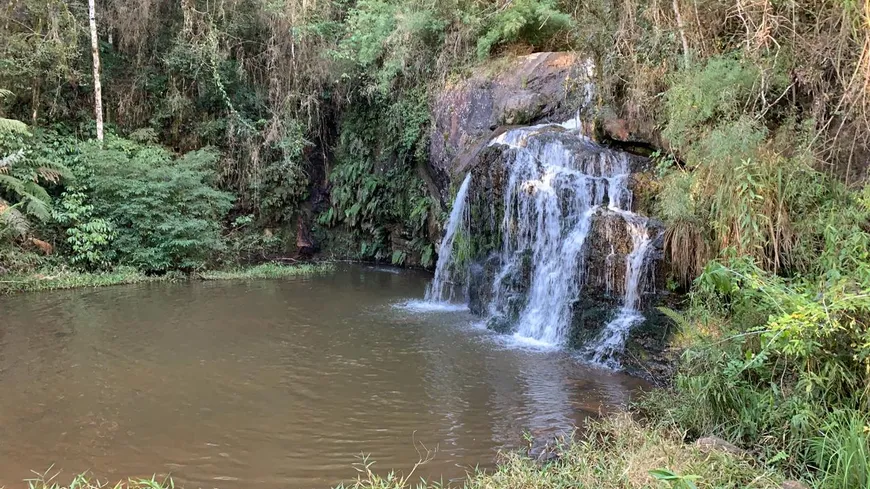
[483,125,647,347]
[486,124,656,362]
[425,173,473,303]
[428,122,658,367]
[587,213,654,367]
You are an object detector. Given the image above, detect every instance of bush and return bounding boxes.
[78,136,234,272]
[645,251,870,482]
[476,0,573,59]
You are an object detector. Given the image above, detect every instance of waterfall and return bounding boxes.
[586,213,653,367]
[484,124,656,353]
[425,121,660,367]
[425,173,473,303]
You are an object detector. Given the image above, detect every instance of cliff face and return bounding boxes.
[429,53,590,202]
[428,53,674,374]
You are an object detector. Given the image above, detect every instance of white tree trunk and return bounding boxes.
[672,0,691,68]
[88,0,104,141]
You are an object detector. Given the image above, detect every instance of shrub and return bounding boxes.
[645,252,870,481]
[320,90,433,264]
[476,0,573,59]
[79,136,234,272]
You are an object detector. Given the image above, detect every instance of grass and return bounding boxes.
[337,415,787,489]
[24,471,173,489]
[0,266,166,294]
[199,261,334,280]
[0,262,335,294]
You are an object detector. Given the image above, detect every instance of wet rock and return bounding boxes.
[430,52,591,196]
[567,295,619,349]
[454,114,672,371]
[389,228,422,267]
[527,437,563,465]
[295,216,318,258]
[695,436,746,457]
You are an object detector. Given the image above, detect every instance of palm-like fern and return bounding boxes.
[0,90,27,135]
[0,90,64,237]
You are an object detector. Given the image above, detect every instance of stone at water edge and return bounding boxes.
[527,435,570,465]
[694,436,746,457]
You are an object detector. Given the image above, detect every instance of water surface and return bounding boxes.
[0,265,645,488]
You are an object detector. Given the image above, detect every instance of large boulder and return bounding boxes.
[430,52,592,200]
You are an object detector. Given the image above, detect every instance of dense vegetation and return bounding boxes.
[3,0,870,487]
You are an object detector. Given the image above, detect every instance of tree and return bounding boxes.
[88,0,104,141]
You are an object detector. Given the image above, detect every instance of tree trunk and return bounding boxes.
[672,0,691,68]
[88,0,104,141]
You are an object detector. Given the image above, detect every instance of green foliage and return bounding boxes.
[78,137,234,272]
[0,121,70,237]
[476,0,573,59]
[257,118,311,224]
[218,214,284,265]
[25,471,174,489]
[320,89,433,263]
[337,0,454,95]
[0,266,163,295]
[336,416,783,489]
[645,249,870,482]
[200,261,334,280]
[0,1,81,122]
[649,468,700,489]
[810,409,870,489]
[53,189,116,269]
[662,55,781,151]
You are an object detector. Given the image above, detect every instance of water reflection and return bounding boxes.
[0,265,645,488]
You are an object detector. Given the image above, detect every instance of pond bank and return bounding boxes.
[0,262,334,294]
[21,415,796,489]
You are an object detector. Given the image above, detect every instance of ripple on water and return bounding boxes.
[392,299,469,313]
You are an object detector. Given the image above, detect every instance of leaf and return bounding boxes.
[0,117,30,136]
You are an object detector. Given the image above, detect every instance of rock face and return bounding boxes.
[427,51,675,370]
[429,52,591,201]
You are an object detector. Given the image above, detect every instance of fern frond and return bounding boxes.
[0,117,30,136]
[656,306,693,332]
[33,157,73,182]
[23,196,51,222]
[0,149,25,173]
[0,174,52,222]
[0,199,31,238]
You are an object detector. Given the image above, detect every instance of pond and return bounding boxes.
[0,265,646,488]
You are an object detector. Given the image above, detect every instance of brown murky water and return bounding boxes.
[0,265,646,488]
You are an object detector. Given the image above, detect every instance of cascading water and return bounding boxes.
[486,125,615,346]
[485,123,658,358]
[484,123,655,351]
[586,212,654,367]
[425,173,473,303]
[425,121,660,367]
